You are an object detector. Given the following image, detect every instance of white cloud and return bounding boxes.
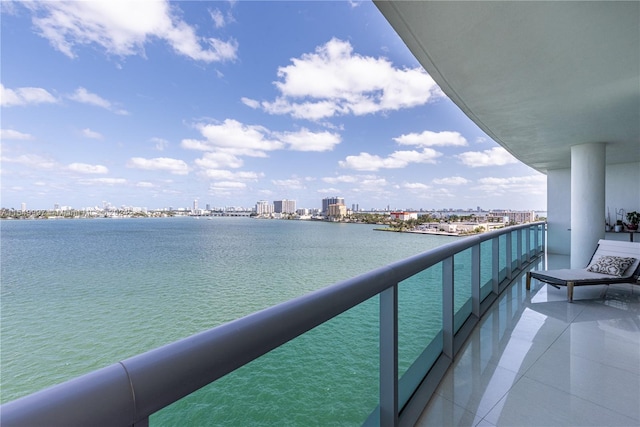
[150,137,169,151]
[69,87,129,115]
[211,181,246,189]
[318,187,341,194]
[127,157,189,175]
[261,98,340,121]
[81,128,103,139]
[432,176,470,185]
[358,178,388,190]
[271,178,305,190]
[402,182,430,190]
[393,130,467,147]
[181,139,213,151]
[321,173,390,195]
[457,147,518,168]
[279,128,341,152]
[241,97,260,109]
[259,38,441,120]
[68,163,108,174]
[475,175,546,195]
[200,169,262,181]
[23,1,238,63]
[79,177,127,185]
[209,180,247,196]
[0,129,34,140]
[136,181,154,188]
[2,154,56,169]
[339,149,441,171]
[187,119,284,155]
[185,120,341,178]
[1,84,57,106]
[322,175,359,184]
[195,152,244,169]
[209,9,227,28]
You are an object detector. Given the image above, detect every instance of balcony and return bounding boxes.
[416,255,640,426]
[3,222,639,426]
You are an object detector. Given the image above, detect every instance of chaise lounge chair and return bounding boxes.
[526,239,640,302]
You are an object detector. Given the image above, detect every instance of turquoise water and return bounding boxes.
[1,217,456,424]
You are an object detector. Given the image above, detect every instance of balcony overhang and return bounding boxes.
[374,1,640,173]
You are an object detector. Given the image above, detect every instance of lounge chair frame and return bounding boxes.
[526,239,640,302]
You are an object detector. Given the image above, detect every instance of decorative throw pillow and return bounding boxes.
[586,256,636,277]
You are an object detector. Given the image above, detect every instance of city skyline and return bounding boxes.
[1,1,546,211]
[11,196,544,215]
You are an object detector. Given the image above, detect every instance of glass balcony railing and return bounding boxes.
[1,222,545,427]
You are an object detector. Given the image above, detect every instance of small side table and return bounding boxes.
[605,231,639,242]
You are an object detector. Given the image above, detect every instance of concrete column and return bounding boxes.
[571,142,605,268]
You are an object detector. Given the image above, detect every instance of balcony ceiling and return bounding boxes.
[374,1,640,173]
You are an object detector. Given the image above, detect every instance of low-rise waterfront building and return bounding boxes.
[390,211,418,221]
[327,203,347,220]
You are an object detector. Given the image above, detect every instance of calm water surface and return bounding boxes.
[1,217,456,424]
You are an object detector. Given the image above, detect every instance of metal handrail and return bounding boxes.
[1,222,545,426]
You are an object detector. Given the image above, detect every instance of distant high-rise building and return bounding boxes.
[490,210,536,224]
[322,197,344,214]
[21,203,26,212]
[273,199,296,214]
[256,200,274,215]
[193,199,198,212]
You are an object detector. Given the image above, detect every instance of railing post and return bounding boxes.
[526,226,532,261]
[492,236,499,294]
[516,229,523,270]
[506,232,513,281]
[472,244,480,317]
[380,284,398,427]
[442,257,454,359]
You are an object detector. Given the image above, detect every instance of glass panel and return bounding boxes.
[539,225,544,252]
[453,249,472,332]
[398,263,443,410]
[499,234,507,282]
[152,297,379,426]
[529,226,536,257]
[480,240,493,301]
[511,230,519,271]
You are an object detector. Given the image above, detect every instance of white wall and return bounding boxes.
[546,161,640,256]
[605,162,640,225]
[547,168,571,255]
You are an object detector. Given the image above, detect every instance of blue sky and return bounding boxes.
[1,1,546,212]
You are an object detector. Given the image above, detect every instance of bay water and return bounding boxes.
[1,217,456,425]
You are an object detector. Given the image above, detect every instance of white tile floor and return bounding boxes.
[416,255,640,427]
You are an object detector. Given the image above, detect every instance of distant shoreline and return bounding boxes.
[374,228,468,237]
